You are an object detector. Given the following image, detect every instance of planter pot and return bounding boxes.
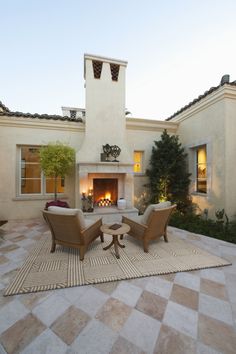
[117,198,126,210]
[45,200,70,210]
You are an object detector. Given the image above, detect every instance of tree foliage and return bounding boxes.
[39,142,75,201]
[146,130,191,212]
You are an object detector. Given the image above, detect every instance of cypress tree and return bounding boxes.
[146,130,191,212]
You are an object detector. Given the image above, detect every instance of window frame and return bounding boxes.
[196,145,207,194]
[133,150,144,175]
[17,145,65,197]
[187,141,211,197]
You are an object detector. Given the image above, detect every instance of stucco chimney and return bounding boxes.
[77,54,132,164]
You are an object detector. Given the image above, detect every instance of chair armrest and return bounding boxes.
[81,218,102,242]
[122,216,147,232]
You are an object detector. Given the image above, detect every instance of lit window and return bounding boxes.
[19,146,65,195]
[134,151,143,173]
[196,145,207,193]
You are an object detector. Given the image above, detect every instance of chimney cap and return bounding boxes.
[220,74,230,85]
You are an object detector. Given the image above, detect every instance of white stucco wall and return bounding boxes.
[172,85,236,219]
[225,96,236,219]
[0,116,84,220]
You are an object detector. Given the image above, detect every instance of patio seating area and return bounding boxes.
[0,219,236,354]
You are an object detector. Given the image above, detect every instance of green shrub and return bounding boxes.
[170,211,236,244]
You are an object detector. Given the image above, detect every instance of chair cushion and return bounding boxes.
[84,219,95,229]
[141,201,171,224]
[48,206,86,230]
[48,206,78,215]
[127,215,144,224]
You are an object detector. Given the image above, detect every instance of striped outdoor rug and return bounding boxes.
[4,233,231,296]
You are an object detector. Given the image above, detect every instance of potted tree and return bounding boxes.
[39,142,75,209]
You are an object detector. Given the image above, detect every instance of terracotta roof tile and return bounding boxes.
[166,81,236,121]
[0,110,83,122]
[0,100,10,112]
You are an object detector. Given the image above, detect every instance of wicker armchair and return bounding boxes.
[122,204,176,252]
[43,207,103,261]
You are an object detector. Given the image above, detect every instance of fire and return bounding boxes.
[97,191,112,207]
[105,192,111,200]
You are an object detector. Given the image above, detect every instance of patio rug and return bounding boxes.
[4,234,231,296]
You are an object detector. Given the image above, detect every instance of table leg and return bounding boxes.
[103,234,126,259]
[103,239,114,251]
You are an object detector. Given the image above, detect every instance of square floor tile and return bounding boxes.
[0,299,29,334]
[170,283,199,311]
[0,313,46,353]
[200,278,228,300]
[51,305,91,345]
[198,313,236,354]
[120,309,161,353]
[71,319,117,354]
[174,272,200,291]
[135,290,168,321]
[200,268,225,284]
[110,336,146,354]
[163,301,198,339]
[95,297,132,331]
[75,287,109,317]
[154,324,196,354]
[21,329,68,354]
[32,294,71,327]
[199,293,233,325]
[111,281,143,307]
[145,276,173,299]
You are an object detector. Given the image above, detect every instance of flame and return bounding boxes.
[105,192,111,200]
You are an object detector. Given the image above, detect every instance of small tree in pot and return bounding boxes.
[39,142,75,208]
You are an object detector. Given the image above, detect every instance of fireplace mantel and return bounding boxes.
[78,162,134,174]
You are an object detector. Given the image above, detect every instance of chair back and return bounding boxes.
[145,205,176,240]
[43,211,84,245]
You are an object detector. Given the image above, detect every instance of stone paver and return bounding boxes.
[0,220,236,354]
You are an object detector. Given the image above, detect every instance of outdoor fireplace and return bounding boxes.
[93,178,118,207]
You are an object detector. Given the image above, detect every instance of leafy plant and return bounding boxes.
[170,210,236,244]
[39,142,75,201]
[146,129,191,213]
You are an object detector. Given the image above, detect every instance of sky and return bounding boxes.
[1,0,236,120]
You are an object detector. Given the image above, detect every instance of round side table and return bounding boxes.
[100,223,130,259]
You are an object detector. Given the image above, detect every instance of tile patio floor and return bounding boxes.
[0,219,236,354]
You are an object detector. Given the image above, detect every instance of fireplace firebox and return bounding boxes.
[93,178,118,207]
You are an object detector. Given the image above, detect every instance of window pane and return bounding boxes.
[46,177,65,194]
[22,163,41,178]
[134,151,143,173]
[196,145,207,193]
[21,147,40,163]
[197,180,207,193]
[197,164,207,178]
[21,179,41,194]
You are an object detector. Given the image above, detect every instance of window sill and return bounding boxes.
[134,173,146,177]
[13,195,68,201]
[191,192,208,197]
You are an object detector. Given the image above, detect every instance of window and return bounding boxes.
[196,145,207,193]
[19,146,65,196]
[133,151,143,173]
